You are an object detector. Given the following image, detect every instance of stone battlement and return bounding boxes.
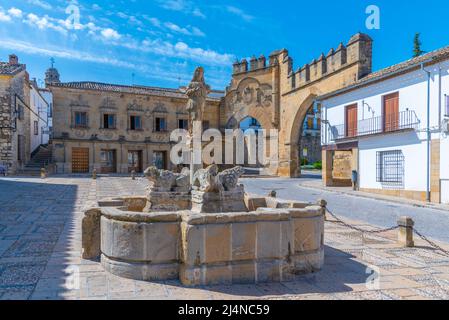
[232,33,372,89]
[233,54,269,74]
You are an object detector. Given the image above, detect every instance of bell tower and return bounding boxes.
[45,58,60,86]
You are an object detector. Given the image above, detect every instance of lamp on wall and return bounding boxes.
[362,100,375,119]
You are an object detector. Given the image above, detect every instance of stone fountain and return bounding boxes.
[81,68,326,286]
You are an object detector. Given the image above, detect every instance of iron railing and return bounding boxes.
[329,110,420,141]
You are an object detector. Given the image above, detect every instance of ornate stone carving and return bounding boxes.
[192,164,244,193]
[228,79,272,109]
[70,95,89,108]
[74,129,86,138]
[218,166,245,191]
[243,87,253,104]
[128,100,143,112]
[144,166,190,192]
[100,97,116,110]
[186,67,210,123]
[153,103,167,114]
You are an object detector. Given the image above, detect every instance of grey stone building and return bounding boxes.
[0,54,31,174]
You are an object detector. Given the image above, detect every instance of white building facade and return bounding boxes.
[38,88,53,138]
[320,47,449,203]
[29,81,49,152]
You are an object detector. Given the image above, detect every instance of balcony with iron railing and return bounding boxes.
[329,110,420,141]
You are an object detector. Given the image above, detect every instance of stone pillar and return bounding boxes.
[190,120,203,185]
[185,67,210,183]
[397,216,414,248]
[322,149,333,187]
[430,139,441,203]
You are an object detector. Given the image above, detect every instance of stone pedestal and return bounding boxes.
[191,185,247,213]
[145,191,191,212]
[398,216,414,247]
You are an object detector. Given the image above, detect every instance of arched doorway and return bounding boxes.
[299,104,322,169]
[239,116,265,170]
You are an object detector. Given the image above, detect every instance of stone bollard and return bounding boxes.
[92,169,97,180]
[397,216,414,247]
[317,199,327,208]
[131,170,136,180]
[268,190,277,198]
[40,168,47,179]
[317,199,328,216]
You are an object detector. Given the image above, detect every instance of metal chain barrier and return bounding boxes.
[325,209,399,234]
[326,209,449,257]
[413,228,449,257]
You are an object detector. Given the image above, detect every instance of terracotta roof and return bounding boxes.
[319,45,449,100]
[0,62,26,75]
[49,81,223,101]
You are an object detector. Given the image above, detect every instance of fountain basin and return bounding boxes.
[82,195,326,286]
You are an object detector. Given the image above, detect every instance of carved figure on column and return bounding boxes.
[185,67,210,128]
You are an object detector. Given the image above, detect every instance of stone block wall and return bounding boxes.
[179,205,325,286]
[83,196,325,286]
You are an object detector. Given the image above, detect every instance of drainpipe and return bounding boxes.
[438,66,442,130]
[422,63,431,202]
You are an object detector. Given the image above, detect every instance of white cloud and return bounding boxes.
[0,11,11,22]
[191,26,205,37]
[192,8,206,19]
[0,38,226,86]
[24,13,68,34]
[150,20,206,37]
[27,0,52,10]
[157,0,205,19]
[159,0,187,11]
[145,16,161,28]
[225,6,254,22]
[164,22,191,36]
[101,28,121,40]
[0,38,136,69]
[138,39,233,66]
[8,8,23,18]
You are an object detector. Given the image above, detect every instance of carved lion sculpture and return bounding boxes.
[217,166,245,191]
[192,164,220,192]
[192,164,244,193]
[144,166,190,192]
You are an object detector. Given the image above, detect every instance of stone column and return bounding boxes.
[397,216,414,247]
[189,120,203,184]
[322,149,333,187]
[185,67,210,183]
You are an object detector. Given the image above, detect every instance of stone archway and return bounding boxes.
[285,94,318,177]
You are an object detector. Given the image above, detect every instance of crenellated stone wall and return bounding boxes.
[223,33,373,177]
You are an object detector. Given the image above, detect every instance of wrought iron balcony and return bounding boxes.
[329,110,420,141]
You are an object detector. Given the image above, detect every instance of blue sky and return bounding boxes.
[1,0,449,90]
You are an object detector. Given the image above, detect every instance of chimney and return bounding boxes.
[9,54,18,65]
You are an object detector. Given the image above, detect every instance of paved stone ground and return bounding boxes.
[244,175,449,243]
[1,176,449,300]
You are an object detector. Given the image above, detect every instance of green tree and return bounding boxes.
[413,33,425,58]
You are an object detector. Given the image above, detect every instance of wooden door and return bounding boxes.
[100,150,116,173]
[128,151,142,173]
[383,92,399,132]
[345,104,358,138]
[153,151,166,170]
[72,148,89,173]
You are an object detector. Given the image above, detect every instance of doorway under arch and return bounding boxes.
[238,116,265,170]
[299,104,322,168]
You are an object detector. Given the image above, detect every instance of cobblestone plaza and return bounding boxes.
[1,176,449,300]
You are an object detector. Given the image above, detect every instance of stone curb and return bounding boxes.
[298,182,449,214]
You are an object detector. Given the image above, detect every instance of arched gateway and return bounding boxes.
[221,33,373,177]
